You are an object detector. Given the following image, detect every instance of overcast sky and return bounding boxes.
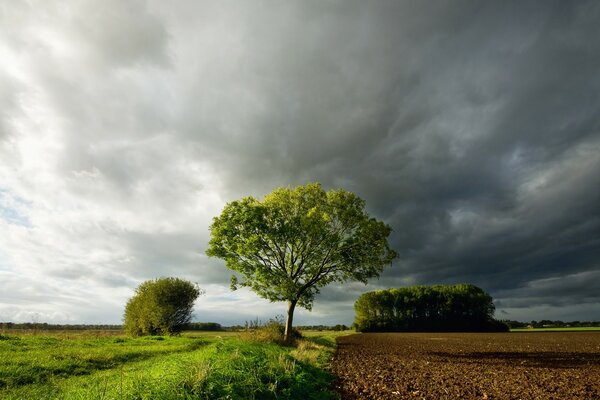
[1,1,599,326]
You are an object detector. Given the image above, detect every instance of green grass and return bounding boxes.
[181,330,240,338]
[300,329,354,339]
[511,326,600,332]
[0,330,341,399]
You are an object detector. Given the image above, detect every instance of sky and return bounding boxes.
[1,0,599,326]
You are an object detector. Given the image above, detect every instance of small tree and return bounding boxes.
[123,277,203,336]
[207,183,396,342]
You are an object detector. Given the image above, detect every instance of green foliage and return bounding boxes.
[123,277,203,336]
[207,183,396,339]
[354,284,508,332]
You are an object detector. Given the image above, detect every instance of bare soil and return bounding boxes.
[331,332,600,399]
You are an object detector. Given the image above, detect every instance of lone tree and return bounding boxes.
[207,183,397,342]
[124,277,203,336]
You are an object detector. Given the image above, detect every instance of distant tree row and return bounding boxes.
[185,322,223,331]
[223,323,350,332]
[295,324,350,331]
[0,322,121,331]
[354,284,508,332]
[503,320,600,329]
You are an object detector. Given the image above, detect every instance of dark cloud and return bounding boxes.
[1,0,598,323]
[172,0,600,320]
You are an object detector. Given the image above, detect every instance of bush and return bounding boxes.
[124,277,203,336]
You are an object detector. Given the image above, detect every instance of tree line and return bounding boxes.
[0,322,122,331]
[354,284,508,332]
[503,320,600,329]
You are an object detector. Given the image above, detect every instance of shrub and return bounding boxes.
[123,277,203,336]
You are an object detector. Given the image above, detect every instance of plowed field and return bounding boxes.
[331,332,600,399]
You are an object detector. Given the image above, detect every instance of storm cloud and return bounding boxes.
[1,0,598,324]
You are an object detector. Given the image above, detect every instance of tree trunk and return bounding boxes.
[284,299,297,343]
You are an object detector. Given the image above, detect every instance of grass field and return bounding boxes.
[0,329,344,399]
[7,327,596,399]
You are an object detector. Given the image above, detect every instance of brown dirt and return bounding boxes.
[330,332,600,399]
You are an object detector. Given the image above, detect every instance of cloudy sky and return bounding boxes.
[1,1,599,326]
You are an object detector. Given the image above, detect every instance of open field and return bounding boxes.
[331,332,600,399]
[0,330,341,399]
[7,328,600,399]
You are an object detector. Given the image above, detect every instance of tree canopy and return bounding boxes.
[354,284,508,332]
[123,277,203,336]
[207,183,396,341]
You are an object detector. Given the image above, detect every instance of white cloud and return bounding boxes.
[0,0,229,322]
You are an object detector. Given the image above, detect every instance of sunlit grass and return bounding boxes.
[0,330,342,399]
[0,334,205,391]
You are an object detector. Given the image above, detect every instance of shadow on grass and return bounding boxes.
[0,339,209,389]
[305,336,336,350]
[285,359,339,400]
[196,340,340,400]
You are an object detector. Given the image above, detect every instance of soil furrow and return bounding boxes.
[331,332,600,399]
